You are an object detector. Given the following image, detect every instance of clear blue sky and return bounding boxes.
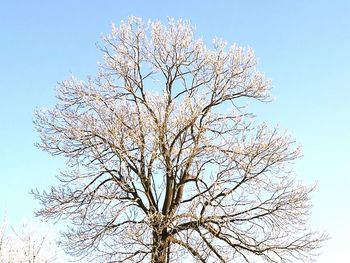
[0,1,349,262]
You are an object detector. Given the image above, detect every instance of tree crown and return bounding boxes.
[34,17,326,263]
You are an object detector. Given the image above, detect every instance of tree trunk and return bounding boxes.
[151,229,169,263]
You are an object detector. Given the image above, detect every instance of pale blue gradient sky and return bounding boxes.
[0,1,349,262]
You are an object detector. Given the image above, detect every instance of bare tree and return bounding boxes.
[0,219,56,263]
[33,17,326,263]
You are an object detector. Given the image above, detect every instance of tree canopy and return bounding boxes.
[0,220,56,262]
[34,17,326,263]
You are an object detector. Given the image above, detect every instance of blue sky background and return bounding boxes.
[0,1,349,262]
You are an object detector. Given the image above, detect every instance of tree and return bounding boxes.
[0,219,57,263]
[33,17,326,263]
